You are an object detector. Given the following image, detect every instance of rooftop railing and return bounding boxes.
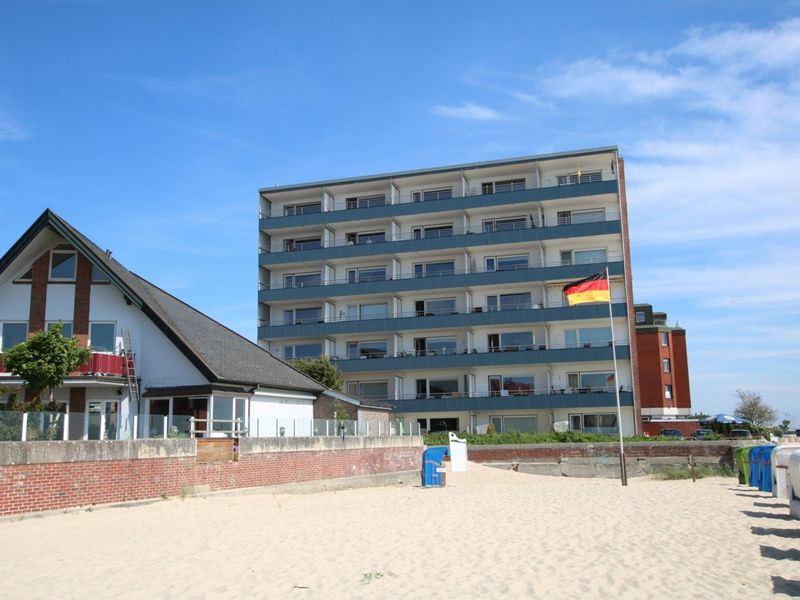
[260,211,621,254]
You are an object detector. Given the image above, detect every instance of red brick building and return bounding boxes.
[634,304,691,420]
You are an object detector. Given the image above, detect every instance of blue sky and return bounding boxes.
[2,1,799,421]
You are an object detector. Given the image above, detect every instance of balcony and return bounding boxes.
[260,213,622,266]
[367,387,634,413]
[259,179,619,230]
[258,259,624,302]
[0,352,127,378]
[259,301,628,340]
[329,342,630,372]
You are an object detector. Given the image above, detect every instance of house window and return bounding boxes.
[346,380,388,400]
[50,251,77,280]
[416,378,459,398]
[346,303,387,320]
[413,261,455,278]
[1,322,28,352]
[482,178,526,195]
[414,336,457,356]
[662,358,671,373]
[485,254,529,272]
[488,375,534,396]
[345,195,386,210]
[561,248,608,266]
[89,323,115,352]
[489,331,534,352]
[347,340,388,359]
[284,237,322,252]
[582,413,618,434]
[284,202,322,216]
[283,307,322,325]
[46,321,73,338]
[15,267,33,282]
[412,224,453,239]
[284,343,322,359]
[346,231,386,245]
[482,216,528,232]
[557,208,605,226]
[91,265,109,282]
[564,327,612,348]
[665,384,673,399]
[489,415,538,433]
[557,171,602,186]
[283,272,321,289]
[416,297,457,316]
[487,293,531,312]
[567,371,615,392]
[661,332,669,346]
[346,266,387,283]
[635,310,646,324]
[411,188,452,202]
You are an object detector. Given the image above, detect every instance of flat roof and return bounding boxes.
[260,146,618,194]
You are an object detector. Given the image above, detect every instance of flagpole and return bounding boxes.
[606,266,627,486]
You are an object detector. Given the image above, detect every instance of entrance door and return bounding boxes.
[87,401,119,440]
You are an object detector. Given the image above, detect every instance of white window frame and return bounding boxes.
[411,187,453,202]
[283,271,321,289]
[1,321,29,352]
[484,253,529,272]
[662,358,671,373]
[46,321,74,338]
[49,250,77,281]
[88,322,116,354]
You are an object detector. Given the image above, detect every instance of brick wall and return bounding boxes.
[636,332,665,409]
[313,395,357,420]
[467,441,731,463]
[73,253,92,347]
[0,437,422,516]
[28,252,50,333]
[671,332,692,410]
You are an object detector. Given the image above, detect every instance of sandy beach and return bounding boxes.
[1,464,798,599]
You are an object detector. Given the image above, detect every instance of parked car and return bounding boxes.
[730,429,753,440]
[660,428,684,440]
[691,428,715,440]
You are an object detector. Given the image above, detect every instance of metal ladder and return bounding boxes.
[121,329,141,406]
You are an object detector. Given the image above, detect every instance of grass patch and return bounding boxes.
[361,571,395,585]
[653,464,735,480]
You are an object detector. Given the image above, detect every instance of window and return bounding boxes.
[47,321,73,338]
[15,267,33,282]
[568,371,615,392]
[565,327,612,348]
[497,331,534,351]
[489,415,538,433]
[414,336,457,356]
[416,297,457,316]
[91,265,109,282]
[416,378,459,398]
[1,322,28,352]
[412,224,453,239]
[661,332,669,346]
[346,195,385,210]
[347,266,386,283]
[283,272,321,288]
[284,237,322,252]
[346,380,388,400]
[284,307,322,325]
[665,384,673,399]
[284,343,323,359]
[428,417,459,432]
[346,303,387,320]
[482,178,526,195]
[284,202,322,216]
[581,413,618,434]
[348,340,388,359]
[485,254,529,272]
[50,251,76,280]
[89,323,115,352]
[635,310,646,324]
[662,358,671,373]
[557,208,605,226]
[411,188,452,202]
[487,293,531,312]
[561,248,608,266]
[346,231,386,245]
[557,171,602,186]
[413,261,455,278]
[482,216,528,232]
[488,375,535,396]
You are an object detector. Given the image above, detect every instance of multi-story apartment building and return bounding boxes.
[634,303,691,419]
[258,147,640,435]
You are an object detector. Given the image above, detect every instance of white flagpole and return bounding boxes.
[606,266,627,486]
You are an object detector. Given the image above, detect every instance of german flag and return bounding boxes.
[562,272,610,305]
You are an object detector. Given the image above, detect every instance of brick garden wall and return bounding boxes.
[0,437,423,517]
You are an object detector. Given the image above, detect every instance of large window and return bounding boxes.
[482,179,526,194]
[490,415,538,433]
[346,195,385,210]
[560,248,607,266]
[284,202,321,216]
[283,272,321,288]
[347,340,388,359]
[419,336,457,356]
[413,224,453,239]
[50,251,76,280]
[482,216,528,232]
[417,378,459,398]
[1,322,28,352]
[489,375,535,396]
[347,380,388,400]
[413,261,455,278]
[568,371,615,392]
[487,292,531,312]
[347,266,386,283]
[89,323,115,352]
[580,413,618,434]
[557,208,605,226]
[346,231,386,245]
[284,307,322,325]
[416,297,456,316]
[411,188,452,202]
[564,327,612,348]
[285,237,322,252]
[46,321,73,338]
[485,254,529,272]
[346,303,387,320]
[284,343,322,359]
[557,171,602,186]
[489,331,534,352]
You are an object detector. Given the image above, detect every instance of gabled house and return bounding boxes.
[0,209,330,440]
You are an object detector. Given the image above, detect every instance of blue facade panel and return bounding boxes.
[259,261,624,302]
[390,391,634,413]
[260,180,618,230]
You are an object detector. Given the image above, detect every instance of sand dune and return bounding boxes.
[1,463,798,599]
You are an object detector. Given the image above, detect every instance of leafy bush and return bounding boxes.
[422,430,653,446]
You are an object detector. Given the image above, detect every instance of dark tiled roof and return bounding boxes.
[0,209,325,393]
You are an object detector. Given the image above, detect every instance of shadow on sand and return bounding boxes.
[743,510,796,521]
[751,526,800,539]
[772,576,800,597]
[761,546,800,561]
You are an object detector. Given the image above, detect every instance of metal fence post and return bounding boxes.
[63,413,69,441]
[256,419,260,438]
[132,415,138,440]
[163,415,168,439]
[20,412,28,442]
[326,420,329,437]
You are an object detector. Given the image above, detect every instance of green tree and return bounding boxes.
[290,356,344,392]
[3,323,91,411]
[733,389,776,427]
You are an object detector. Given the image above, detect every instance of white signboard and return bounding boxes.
[449,432,468,472]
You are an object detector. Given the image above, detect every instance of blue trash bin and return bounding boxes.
[422,446,450,487]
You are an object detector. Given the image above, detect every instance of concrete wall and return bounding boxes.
[0,436,423,516]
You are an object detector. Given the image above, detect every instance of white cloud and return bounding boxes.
[431,102,502,120]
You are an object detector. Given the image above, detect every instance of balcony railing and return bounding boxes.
[260,211,621,254]
[0,352,127,378]
[260,178,617,218]
[347,385,632,405]
[259,253,622,291]
[259,295,626,327]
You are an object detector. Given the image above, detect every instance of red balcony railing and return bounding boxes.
[0,352,126,377]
